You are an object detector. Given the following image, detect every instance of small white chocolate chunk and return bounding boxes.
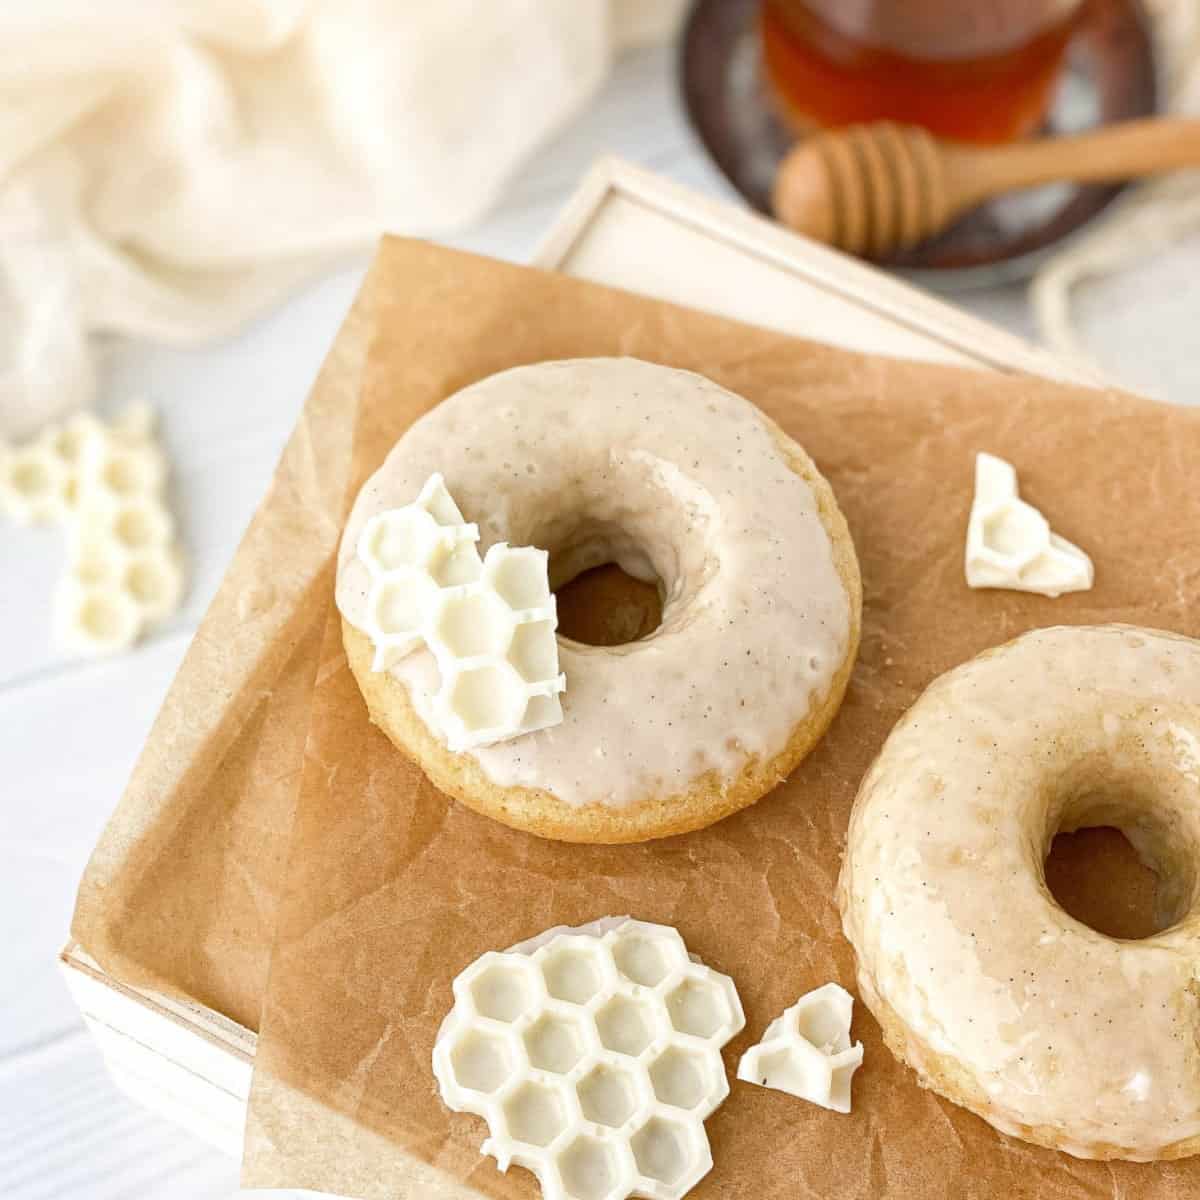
[736,983,863,1113]
[965,452,1093,598]
[356,474,566,750]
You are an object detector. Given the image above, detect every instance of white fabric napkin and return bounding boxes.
[0,0,685,440]
[1032,0,1200,378]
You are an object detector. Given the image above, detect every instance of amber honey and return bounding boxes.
[761,0,1080,144]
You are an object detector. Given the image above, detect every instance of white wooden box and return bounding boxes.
[59,156,1102,1161]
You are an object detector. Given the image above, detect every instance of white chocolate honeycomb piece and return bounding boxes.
[0,411,103,525]
[0,401,186,656]
[355,475,566,750]
[965,452,1093,598]
[736,983,863,1114]
[433,918,745,1200]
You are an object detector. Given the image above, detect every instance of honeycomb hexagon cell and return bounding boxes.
[369,568,438,638]
[520,692,564,737]
[73,539,124,587]
[558,1135,629,1200]
[429,539,484,587]
[465,956,540,1024]
[94,443,166,504]
[123,549,185,622]
[596,996,657,1058]
[980,504,1042,562]
[664,972,741,1043]
[0,440,68,524]
[612,929,686,989]
[486,544,552,611]
[577,1063,639,1129]
[525,1011,590,1075]
[647,1046,726,1116]
[965,452,1093,598]
[433,917,743,1200]
[417,473,468,527]
[353,475,566,751]
[630,1116,708,1194]
[508,618,557,682]
[2,403,187,656]
[50,414,102,468]
[432,589,513,659]
[55,579,143,656]
[450,1028,517,1094]
[504,1080,571,1147]
[441,662,530,746]
[361,506,442,576]
[541,942,606,1006]
[110,497,172,550]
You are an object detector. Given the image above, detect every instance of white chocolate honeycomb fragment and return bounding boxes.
[736,983,863,1113]
[965,452,1093,598]
[355,474,565,750]
[0,411,103,525]
[357,473,483,667]
[58,408,183,656]
[433,918,744,1200]
[1,403,185,656]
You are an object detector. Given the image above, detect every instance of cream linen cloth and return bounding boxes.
[0,0,685,440]
[1031,0,1200,369]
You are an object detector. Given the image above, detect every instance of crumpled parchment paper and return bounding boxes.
[237,239,1200,1199]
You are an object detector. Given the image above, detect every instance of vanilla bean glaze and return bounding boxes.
[840,625,1200,1160]
[337,358,853,810]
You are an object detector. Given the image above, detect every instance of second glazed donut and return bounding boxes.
[840,624,1200,1161]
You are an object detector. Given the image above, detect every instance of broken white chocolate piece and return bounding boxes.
[357,472,483,666]
[736,983,863,1113]
[356,474,566,751]
[965,452,1093,598]
[1,404,186,656]
[432,917,745,1200]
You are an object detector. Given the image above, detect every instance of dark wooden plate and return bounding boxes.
[680,0,1158,287]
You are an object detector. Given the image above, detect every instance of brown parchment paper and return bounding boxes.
[69,261,381,1031]
[243,237,1200,1199]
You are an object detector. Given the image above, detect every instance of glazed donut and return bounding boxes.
[839,624,1200,1161]
[336,357,861,843]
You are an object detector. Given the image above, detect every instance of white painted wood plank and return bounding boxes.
[0,1033,239,1200]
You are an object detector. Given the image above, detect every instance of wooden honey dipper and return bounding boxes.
[772,117,1200,256]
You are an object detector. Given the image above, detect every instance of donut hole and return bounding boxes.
[555,564,662,646]
[516,470,713,648]
[1044,789,1199,939]
[1044,828,1164,940]
[546,522,666,647]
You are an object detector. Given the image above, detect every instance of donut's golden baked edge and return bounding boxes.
[848,959,1200,1161]
[342,414,861,844]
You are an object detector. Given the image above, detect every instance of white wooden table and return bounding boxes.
[1,44,1194,1200]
